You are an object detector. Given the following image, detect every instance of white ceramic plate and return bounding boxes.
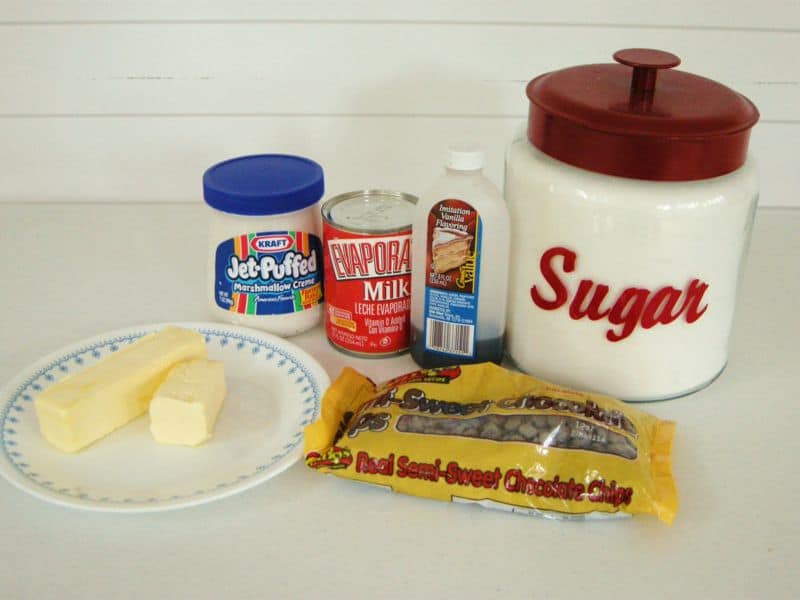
[0,322,329,512]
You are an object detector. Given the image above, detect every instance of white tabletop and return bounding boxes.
[0,203,797,599]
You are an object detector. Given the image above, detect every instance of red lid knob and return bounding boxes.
[613,48,680,95]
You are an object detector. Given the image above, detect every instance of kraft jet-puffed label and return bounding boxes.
[215,231,322,315]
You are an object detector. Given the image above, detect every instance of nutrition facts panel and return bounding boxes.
[0,203,797,600]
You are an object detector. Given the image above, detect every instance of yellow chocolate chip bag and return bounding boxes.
[304,363,678,524]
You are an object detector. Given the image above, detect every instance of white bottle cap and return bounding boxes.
[446,144,485,171]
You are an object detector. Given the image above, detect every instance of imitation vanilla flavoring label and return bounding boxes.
[214,230,322,315]
[423,200,482,358]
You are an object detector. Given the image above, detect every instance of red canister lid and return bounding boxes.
[526,49,759,181]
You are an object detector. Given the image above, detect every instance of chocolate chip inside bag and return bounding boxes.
[396,414,638,459]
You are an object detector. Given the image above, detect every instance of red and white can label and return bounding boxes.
[323,223,412,354]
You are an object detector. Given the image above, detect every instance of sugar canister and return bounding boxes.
[505,49,759,401]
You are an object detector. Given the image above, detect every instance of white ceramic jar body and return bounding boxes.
[206,204,323,336]
[505,135,758,401]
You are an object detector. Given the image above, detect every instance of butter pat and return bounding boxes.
[149,359,226,447]
[35,327,207,453]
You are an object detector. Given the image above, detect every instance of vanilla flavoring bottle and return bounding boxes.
[410,145,510,368]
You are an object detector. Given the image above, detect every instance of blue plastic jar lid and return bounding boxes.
[203,154,324,216]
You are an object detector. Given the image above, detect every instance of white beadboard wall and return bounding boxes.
[0,1,798,206]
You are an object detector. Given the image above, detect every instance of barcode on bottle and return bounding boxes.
[425,318,474,357]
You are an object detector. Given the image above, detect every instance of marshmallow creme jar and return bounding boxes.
[504,49,760,401]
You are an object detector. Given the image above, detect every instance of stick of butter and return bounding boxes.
[34,326,207,453]
[149,359,226,447]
